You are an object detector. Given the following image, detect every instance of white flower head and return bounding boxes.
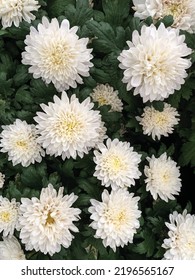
[136,102,180,140]
[144,152,181,202]
[18,183,81,256]
[90,84,123,112]
[0,236,25,260]
[0,172,5,189]
[0,0,40,29]
[93,138,141,190]
[162,210,195,259]
[132,0,195,33]
[0,119,45,167]
[0,196,20,237]
[22,16,93,92]
[118,23,192,102]
[34,91,104,160]
[89,189,141,252]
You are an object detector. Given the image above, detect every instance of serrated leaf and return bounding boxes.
[86,21,119,53]
[133,230,156,257]
[102,0,130,26]
[15,86,33,104]
[179,140,195,166]
[13,65,30,87]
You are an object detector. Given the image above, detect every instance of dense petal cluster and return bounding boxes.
[34,91,105,160]
[118,23,192,102]
[89,189,141,252]
[0,196,20,237]
[0,236,26,260]
[0,0,40,28]
[0,119,45,167]
[18,184,81,256]
[22,16,93,92]
[90,84,123,112]
[144,153,181,201]
[93,138,141,190]
[132,0,195,33]
[162,210,195,259]
[136,103,180,140]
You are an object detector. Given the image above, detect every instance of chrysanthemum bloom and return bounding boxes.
[0,172,5,188]
[18,184,81,256]
[0,236,25,260]
[132,0,195,33]
[118,23,192,102]
[0,196,20,237]
[162,210,195,259]
[136,103,180,140]
[93,138,141,190]
[34,91,104,160]
[144,152,181,202]
[0,119,45,167]
[22,16,93,92]
[90,84,123,112]
[89,189,141,252]
[0,0,40,29]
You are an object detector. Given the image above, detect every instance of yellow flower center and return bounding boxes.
[45,211,55,225]
[97,96,108,106]
[15,140,28,149]
[55,113,84,140]
[105,207,127,230]
[154,112,167,126]
[104,154,127,175]
[0,211,11,223]
[162,0,186,25]
[161,170,171,184]
[45,42,76,70]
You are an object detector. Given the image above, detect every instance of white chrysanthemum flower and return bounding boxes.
[18,183,81,256]
[0,196,20,237]
[144,152,181,202]
[90,84,123,112]
[162,210,195,259]
[89,189,141,252]
[132,0,195,33]
[0,119,45,167]
[93,138,141,190]
[0,0,40,29]
[0,172,5,188]
[34,91,104,160]
[118,23,192,102]
[22,16,93,92]
[136,103,180,140]
[0,236,25,260]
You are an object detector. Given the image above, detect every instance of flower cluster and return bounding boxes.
[0,0,194,261]
[132,0,195,33]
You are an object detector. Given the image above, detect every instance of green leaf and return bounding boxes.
[179,139,195,166]
[133,230,156,257]
[47,0,76,17]
[156,15,174,27]
[13,65,30,87]
[0,30,8,36]
[102,0,130,26]
[152,101,164,112]
[86,21,119,53]
[15,86,34,104]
